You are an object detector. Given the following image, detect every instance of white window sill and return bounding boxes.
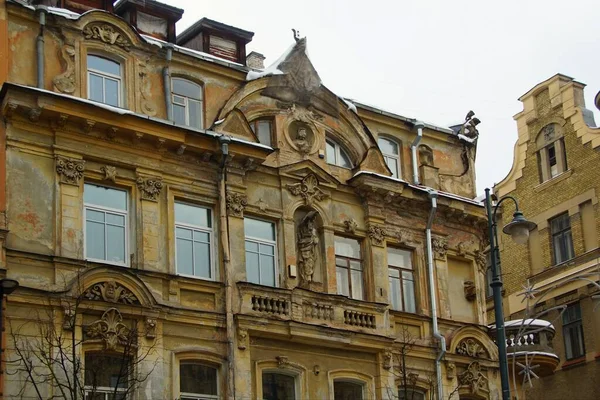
[86,258,129,268]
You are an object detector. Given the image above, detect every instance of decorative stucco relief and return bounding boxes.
[456,338,489,358]
[432,237,448,260]
[85,308,132,351]
[457,361,490,396]
[56,156,85,186]
[83,280,140,305]
[297,211,319,284]
[83,23,131,51]
[367,224,387,247]
[286,173,329,206]
[226,191,247,217]
[136,176,163,201]
[145,318,157,339]
[343,218,358,234]
[138,59,157,116]
[53,44,76,94]
[101,165,117,182]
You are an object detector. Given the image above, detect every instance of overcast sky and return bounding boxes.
[164,0,599,195]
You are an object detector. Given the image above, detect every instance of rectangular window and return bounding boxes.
[550,213,574,264]
[562,302,585,360]
[245,218,277,287]
[172,78,203,129]
[179,361,218,400]
[548,143,558,177]
[251,119,273,147]
[262,372,296,400]
[388,247,416,312]
[335,236,363,300]
[175,202,214,280]
[334,380,364,400]
[84,353,130,400]
[87,55,122,107]
[84,183,128,265]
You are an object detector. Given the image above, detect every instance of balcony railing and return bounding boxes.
[237,282,388,334]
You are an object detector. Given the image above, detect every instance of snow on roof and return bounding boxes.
[508,351,559,359]
[458,133,476,144]
[342,98,358,114]
[500,319,555,330]
[246,42,295,81]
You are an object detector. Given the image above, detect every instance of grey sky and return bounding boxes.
[165,0,599,194]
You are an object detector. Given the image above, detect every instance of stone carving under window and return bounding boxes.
[56,157,85,186]
[367,224,387,247]
[286,173,329,206]
[53,44,76,94]
[85,308,132,351]
[432,237,448,260]
[456,338,489,358]
[83,280,140,305]
[297,211,320,285]
[457,361,489,396]
[83,23,131,51]
[136,176,163,201]
[226,191,248,217]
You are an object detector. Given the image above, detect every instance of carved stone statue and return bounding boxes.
[297,211,319,284]
[295,126,311,154]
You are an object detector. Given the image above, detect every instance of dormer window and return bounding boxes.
[172,78,203,129]
[326,139,352,168]
[250,118,274,147]
[87,55,122,107]
[378,137,400,178]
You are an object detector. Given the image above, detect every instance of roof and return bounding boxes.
[518,73,584,101]
[114,0,184,19]
[177,17,254,45]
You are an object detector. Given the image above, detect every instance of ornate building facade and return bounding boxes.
[0,0,500,398]
[493,74,600,400]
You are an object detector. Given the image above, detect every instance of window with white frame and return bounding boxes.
[378,136,400,179]
[326,138,352,168]
[179,361,218,400]
[175,202,214,280]
[335,236,363,300]
[84,353,130,400]
[244,218,277,287]
[388,247,416,313]
[84,183,128,265]
[334,380,364,400]
[250,118,274,147]
[172,78,203,129]
[87,55,122,107]
[262,372,296,400]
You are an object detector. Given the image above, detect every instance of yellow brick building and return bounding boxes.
[0,0,503,399]
[494,74,600,400]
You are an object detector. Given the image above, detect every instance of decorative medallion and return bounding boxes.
[136,176,163,201]
[276,355,289,368]
[432,237,448,260]
[288,120,315,156]
[83,280,140,305]
[343,218,358,234]
[226,191,248,217]
[456,338,489,359]
[56,156,85,186]
[85,308,132,351]
[53,44,76,94]
[367,224,387,247]
[286,173,329,206]
[101,165,117,182]
[83,23,131,51]
[396,228,415,245]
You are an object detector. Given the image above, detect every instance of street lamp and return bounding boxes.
[0,278,18,390]
[484,189,536,400]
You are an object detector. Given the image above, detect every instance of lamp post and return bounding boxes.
[484,188,536,400]
[0,278,19,394]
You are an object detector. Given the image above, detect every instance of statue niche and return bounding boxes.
[288,120,315,156]
[295,209,323,287]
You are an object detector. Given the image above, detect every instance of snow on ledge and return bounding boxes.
[496,319,555,330]
[458,133,476,144]
[342,98,358,113]
[508,351,559,359]
[246,43,295,81]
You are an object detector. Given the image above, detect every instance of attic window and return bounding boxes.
[250,119,273,147]
[326,139,352,168]
[209,36,238,62]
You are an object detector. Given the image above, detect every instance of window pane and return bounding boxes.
[335,237,361,259]
[334,381,363,400]
[403,278,416,313]
[245,248,260,284]
[85,353,130,388]
[336,266,349,296]
[106,224,125,263]
[260,243,274,255]
[386,157,399,179]
[388,248,412,268]
[262,372,295,400]
[173,103,186,125]
[84,184,127,210]
[104,78,119,107]
[172,79,201,99]
[326,140,336,164]
[106,213,125,226]
[86,220,105,260]
[88,55,120,76]
[378,137,398,155]
[177,238,193,275]
[398,388,425,400]
[351,269,364,300]
[245,241,258,252]
[175,203,211,228]
[86,209,105,223]
[244,218,275,241]
[89,74,104,102]
[256,120,272,146]
[180,362,217,396]
[172,95,186,105]
[194,241,211,278]
[260,254,275,287]
[339,149,352,168]
[189,99,202,129]
[194,231,210,243]
[176,227,193,240]
[389,276,402,310]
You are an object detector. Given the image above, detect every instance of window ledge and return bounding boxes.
[534,169,572,193]
[561,356,586,369]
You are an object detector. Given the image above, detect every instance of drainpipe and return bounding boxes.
[411,121,425,185]
[163,44,174,121]
[218,135,235,400]
[425,190,445,400]
[36,6,47,89]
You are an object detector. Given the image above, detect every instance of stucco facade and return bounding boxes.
[494,74,600,400]
[0,1,500,399]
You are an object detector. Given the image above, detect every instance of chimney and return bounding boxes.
[247,51,265,69]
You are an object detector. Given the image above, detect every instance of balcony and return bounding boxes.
[237,282,388,335]
[490,319,559,377]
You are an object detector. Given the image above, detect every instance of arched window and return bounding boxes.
[179,361,219,399]
[262,371,297,400]
[334,379,364,400]
[326,139,352,168]
[378,136,400,178]
[87,55,122,107]
[398,387,426,400]
[172,78,203,129]
[536,123,567,182]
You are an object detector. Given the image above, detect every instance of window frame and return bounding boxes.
[87,54,123,107]
[83,352,131,400]
[174,201,216,281]
[398,386,426,400]
[178,360,219,400]
[326,138,353,168]
[244,217,279,287]
[378,136,401,179]
[387,247,416,313]
[261,370,299,400]
[171,77,204,129]
[562,302,585,361]
[250,118,274,147]
[335,236,364,300]
[333,378,365,400]
[83,183,129,267]
[550,213,575,265]
[536,124,568,183]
